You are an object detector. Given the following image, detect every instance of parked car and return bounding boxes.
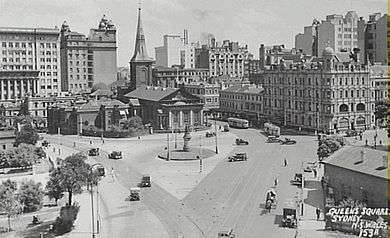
[266,136,282,143]
[223,124,230,132]
[206,131,216,137]
[290,173,303,186]
[108,151,122,160]
[281,199,297,228]
[42,140,49,147]
[228,153,248,162]
[88,148,100,156]
[345,129,359,137]
[235,138,249,145]
[281,138,297,145]
[129,187,140,201]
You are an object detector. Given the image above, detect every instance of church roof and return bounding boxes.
[130,8,153,62]
[78,98,127,112]
[125,86,178,102]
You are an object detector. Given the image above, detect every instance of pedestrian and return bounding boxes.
[274,178,278,187]
[138,136,140,139]
[284,158,288,167]
[316,207,321,220]
[380,140,382,145]
[313,169,317,178]
[111,167,115,181]
[365,139,368,146]
[90,140,92,145]
[58,149,61,155]
[359,134,362,141]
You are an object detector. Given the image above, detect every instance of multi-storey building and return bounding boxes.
[370,65,388,103]
[259,44,301,68]
[295,11,365,59]
[219,84,264,122]
[365,13,388,65]
[0,27,61,97]
[195,40,250,79]
[153,66,209,88]
[0,70,39,100]
[60,15,117,93]
[259,47,374,133]
[182,82,220,112]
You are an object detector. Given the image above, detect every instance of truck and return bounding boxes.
[140,175,151,187]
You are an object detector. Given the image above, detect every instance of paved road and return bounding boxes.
[183,126,318,238]
[45,125,318,238]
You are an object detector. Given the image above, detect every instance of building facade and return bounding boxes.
[125,86,204,131]
[0,27,61,96]
[365,13,388,65]
[153,66,209,88]
[322,146,388,208]
[60,16,117,93]
[129,7,154,91]
[0,70,39,100]
[182,82,220,112]
[258,48,374,133]
[295,11,365,59]
[219,84,264,123]
[155,35,185,68]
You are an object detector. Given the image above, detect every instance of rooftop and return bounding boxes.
[0,27,60,34]
[78,98,127,112]
[322,146,388,180]
[125,86,178,102]
[222,84,264,94]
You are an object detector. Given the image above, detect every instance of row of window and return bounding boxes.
[265,76,367,86]
[2,65,33,70]
[1,42,57,48]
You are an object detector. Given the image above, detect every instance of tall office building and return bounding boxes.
[60,15,117,93]
[365,13,388,65]
[295,11,365,59]
[0,27,61,97]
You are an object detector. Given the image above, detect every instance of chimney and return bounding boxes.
[382,155,388,168]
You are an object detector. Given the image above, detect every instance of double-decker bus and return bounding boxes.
[227,118,249,129]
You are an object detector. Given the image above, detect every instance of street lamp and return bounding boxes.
[89,163,104,238]
[214,113,218,154]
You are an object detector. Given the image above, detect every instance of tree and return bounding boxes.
[317,143,332,160]
[46,169,64,205]
[4,144,41,169]
[18,97,30,116]
[94,105,106,130]
[0,104,6,128]
[15,123,39,145]
[111,105,121,126]
[18,179,44,213]
[0,180,22,232]
[32,116,45,129]
[122,116,143,130]
[47,153,93,205]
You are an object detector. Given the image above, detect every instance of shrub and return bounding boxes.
[53,203,80,235]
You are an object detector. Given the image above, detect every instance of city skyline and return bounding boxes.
[0,0,386,67]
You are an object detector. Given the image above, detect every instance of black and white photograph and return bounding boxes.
[0,0,388,237]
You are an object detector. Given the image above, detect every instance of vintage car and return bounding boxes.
[228,153,248,162]
[88,148,100,156]
[280,138,297,145]
[206,131,216,137]
[129,187,140,201]
[218,229,235,238]
[290,173,303,186]
[281,199,297,228]
[42,140,49,147]
[108,151,122,160]
[235,138,249,145]
[223,124,230,132]
[139,175,151,187]
[266,136,282,143]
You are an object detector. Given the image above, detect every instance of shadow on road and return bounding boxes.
[274,215,282,226]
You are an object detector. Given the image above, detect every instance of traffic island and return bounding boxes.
[157,148,216,161]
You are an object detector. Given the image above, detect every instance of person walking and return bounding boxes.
[313,168,317,178]
[284,158,288,167]
[316,207,321,220]
[274,178,278,187]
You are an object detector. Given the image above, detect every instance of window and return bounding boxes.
[339,104,348,112]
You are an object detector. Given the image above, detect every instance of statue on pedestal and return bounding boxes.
[182,125,192,152]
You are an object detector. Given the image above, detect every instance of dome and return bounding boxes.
[322,47,335,56]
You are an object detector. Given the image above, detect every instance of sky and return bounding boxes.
[0,0,386,67]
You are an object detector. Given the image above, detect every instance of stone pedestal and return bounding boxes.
[182,125,191,152]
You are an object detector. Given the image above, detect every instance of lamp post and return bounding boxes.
[89,163,104,238]
[166,132,170,160]
[214,113,218,154]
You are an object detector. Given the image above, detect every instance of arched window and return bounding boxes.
[339,104,348,112]
[356,103,365,111]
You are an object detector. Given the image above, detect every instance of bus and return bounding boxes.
[227,118,249,129]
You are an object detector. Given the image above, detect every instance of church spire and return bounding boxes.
[131,5,153,62]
